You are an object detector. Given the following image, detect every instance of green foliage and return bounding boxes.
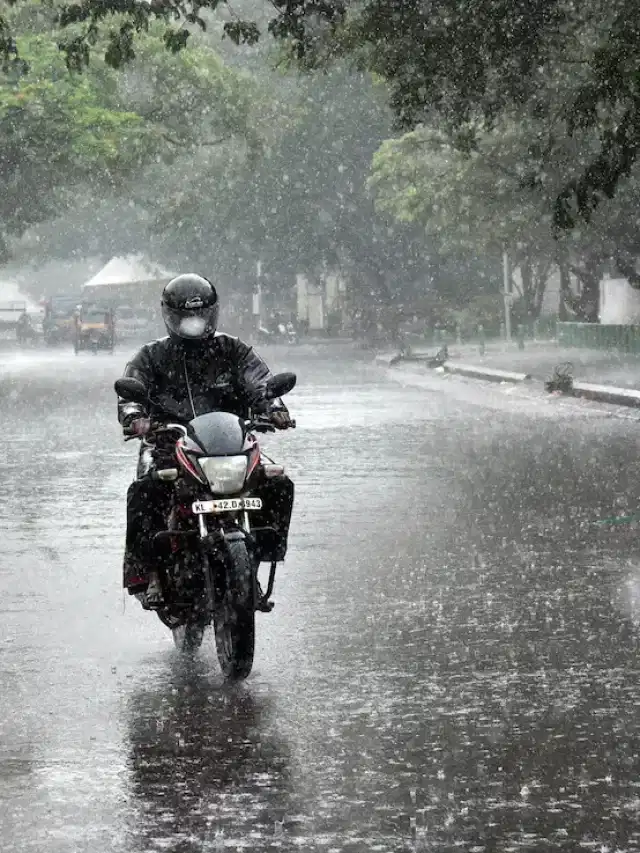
[447,293,506,339]
[0,12,266,259]
[369,86,640,321]
[8,0,640,328]
[0,34,143,244]
[4,0,640,237]
[139,65,440,318]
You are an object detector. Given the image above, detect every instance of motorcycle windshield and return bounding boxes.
[189,411,246,455]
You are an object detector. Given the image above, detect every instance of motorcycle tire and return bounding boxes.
[213,539,256,680]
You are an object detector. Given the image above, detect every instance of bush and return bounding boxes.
[448,294,504,338]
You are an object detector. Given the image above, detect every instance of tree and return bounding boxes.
[0,9,267,263]
[132,65,439,330]
[370,88,640,324]
[370,123,557,318]
[4,0,640,237]
[0,33,145,260]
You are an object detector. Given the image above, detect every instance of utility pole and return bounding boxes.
[503,250,512,343]
[253,260,262,335]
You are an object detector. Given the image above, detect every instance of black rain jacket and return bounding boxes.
[117,333,283,426]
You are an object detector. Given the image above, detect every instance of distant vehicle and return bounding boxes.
[0,301,27,330]
[256,321,298,346]
[73,303,115,354]
[15,312,39,347]
[43,295,79,346]
[0,301,44,344]
[114,304,154,339]
[285,321,298,345]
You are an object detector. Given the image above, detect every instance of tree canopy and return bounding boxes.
[3,0,640,234]
[0,6,263,261]
[5,0,640,330]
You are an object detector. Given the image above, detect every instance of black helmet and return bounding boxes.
[161,274,218,342]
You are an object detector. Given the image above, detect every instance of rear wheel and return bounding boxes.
[213,539,256,680]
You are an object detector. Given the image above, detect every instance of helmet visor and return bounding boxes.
[162,304,218,340]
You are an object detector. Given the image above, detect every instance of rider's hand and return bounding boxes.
[270,410,293,430]
[124,417,151,437]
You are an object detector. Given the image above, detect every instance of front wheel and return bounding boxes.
[213,539,256,680]
[172,619,205,653]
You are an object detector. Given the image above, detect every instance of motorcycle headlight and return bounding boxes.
[199,456,248,494]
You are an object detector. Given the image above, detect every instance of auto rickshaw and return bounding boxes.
[73,303,115,354]
[43,295,79,346]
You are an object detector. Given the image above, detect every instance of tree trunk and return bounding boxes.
[558,260,571,321]
[532,261,551,318]
[517,251,550,322]
[0,230,8,265]
[580,272,600,322]
[520,257,534,320]
[570,258,601,323]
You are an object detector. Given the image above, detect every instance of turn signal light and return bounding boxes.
[157,468,179,482]
[263,464,285,478]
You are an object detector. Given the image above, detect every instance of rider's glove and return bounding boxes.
[123,416,151,437]
[270,410,293,430]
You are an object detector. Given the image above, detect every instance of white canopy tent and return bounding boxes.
[82,255,174,293]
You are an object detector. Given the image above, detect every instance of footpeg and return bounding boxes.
[135,592,151,611]
[256,598,274,613]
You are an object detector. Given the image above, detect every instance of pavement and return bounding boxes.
[389,340,640,389]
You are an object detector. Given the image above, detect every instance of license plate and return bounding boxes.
[192,497,262,514]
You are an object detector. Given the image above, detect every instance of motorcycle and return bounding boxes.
[286,324,298,345]
[114,372,296,680]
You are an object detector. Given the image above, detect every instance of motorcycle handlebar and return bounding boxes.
[124,417,295,441]
[123,422,187,442]
[247,417,297,433]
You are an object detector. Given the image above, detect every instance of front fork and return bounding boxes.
[197,511,251,539]
[198,512,252,614]
[197,512,275,613]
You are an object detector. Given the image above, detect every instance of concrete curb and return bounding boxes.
[442,362,532,384]
[377,353,531,383]
[569,382,640,408]
[379,350,640,409]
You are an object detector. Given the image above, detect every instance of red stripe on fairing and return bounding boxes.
[247,445,261,476]
[176,441,204,483]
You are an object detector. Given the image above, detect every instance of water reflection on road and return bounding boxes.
[2,344,640,851]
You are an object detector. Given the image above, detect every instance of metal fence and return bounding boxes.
[557,322,640,353]
[411,316,557,348]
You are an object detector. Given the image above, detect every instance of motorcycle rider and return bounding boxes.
[15,310,33,344]
[117,274,295,608]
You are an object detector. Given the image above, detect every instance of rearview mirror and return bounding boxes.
[114,377,149,404]
[266,372,297,399]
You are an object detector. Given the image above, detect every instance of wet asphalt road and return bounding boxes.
[3,343,640,852]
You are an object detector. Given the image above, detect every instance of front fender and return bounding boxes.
[223,530,246,544]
